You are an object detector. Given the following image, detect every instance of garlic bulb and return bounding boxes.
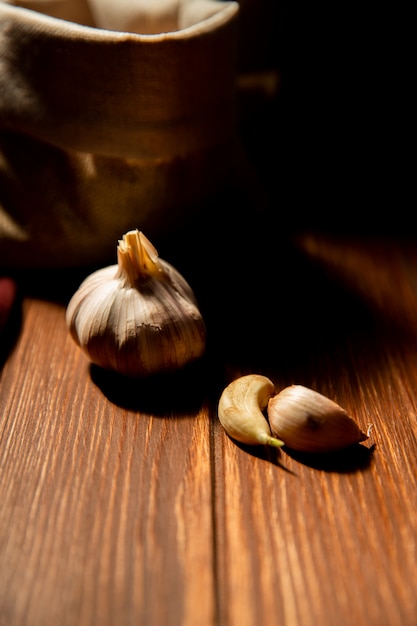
[66,230,206,377]
[268,385,369,453]
[218,374,285,448]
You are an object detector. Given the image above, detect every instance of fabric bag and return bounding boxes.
[0,0,239,268]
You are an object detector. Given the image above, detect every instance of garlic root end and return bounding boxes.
[262,434,285,448]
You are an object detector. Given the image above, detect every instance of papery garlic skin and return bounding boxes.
[218,374,284,448]
[268,385,368,453]
[66,230,206,377]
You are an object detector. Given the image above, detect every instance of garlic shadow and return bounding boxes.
[282,443,376,473]
[231,439,296,474]
[89,358,208,415]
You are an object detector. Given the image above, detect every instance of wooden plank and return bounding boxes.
[212,235,417,626]
[1,233,417,626]
[0,300,214,626]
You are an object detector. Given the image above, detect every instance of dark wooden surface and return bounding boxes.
[1,221,417,626]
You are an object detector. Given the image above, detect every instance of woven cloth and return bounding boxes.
[0,0,239,268]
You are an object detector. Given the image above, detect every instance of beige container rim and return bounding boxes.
[0,1,240,159]
[0,1,239,41]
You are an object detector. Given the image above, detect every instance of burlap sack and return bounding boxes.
[0,0,239,268]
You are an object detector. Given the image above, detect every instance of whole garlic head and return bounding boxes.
[66,230,206,377]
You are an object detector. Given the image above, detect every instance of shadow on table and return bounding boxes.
[89,358,209,416]
[231,437,376,474]
[282,442,376,473]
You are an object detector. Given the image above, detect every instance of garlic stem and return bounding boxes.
[117,230,163,285]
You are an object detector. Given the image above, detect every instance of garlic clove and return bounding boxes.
[66,230,206,377]
[267,385,369,453]
[218,374,285,448]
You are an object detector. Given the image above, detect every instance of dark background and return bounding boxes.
[234,1,412,235]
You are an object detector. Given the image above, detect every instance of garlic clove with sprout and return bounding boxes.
[267,385,369,453]
[66,230,206,377]
[218,374,285,448]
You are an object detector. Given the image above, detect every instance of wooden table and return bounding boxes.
[1,203,416,626]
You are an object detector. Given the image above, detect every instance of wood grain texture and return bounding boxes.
[0,300,214,626]
[1,233,417,626]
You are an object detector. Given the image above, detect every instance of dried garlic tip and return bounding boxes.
[218,374,285,448]
[66,230,206,377]
[268,385,368,453]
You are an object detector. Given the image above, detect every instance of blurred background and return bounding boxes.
[234,0,412,235]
